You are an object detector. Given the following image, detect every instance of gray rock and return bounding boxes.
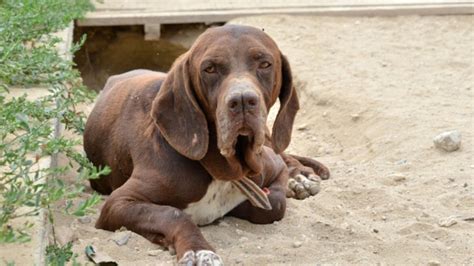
[438,216,457,227]
[147,250,162,256]
[78,216,92,224]
[292,241,302,248]
[388,173,407,182]
[111,231,131,246]
[433,130,461,152]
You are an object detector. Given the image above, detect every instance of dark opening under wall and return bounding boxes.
[73,24,215,91]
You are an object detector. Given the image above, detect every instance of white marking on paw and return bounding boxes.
[179,250,223,266]
[178,250,195,265]
[184,180,246,225]
[196,250,223,266]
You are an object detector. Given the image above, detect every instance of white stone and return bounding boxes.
[292,241,303,248]
[350,113,360,121]
[387,173,407,182]
[111,231,131,246]
[438,216,457,227]
[147,250,162,256]
[433,130,461,152]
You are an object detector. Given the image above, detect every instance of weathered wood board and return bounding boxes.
[77,0,473,26]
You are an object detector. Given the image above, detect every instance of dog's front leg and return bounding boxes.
[95,178,223,265]
[228,150,288,224]
[281,153,330,199]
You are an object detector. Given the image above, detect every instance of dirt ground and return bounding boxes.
[55,15,473,265]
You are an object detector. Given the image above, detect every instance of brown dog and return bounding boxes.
[84,25,329,265]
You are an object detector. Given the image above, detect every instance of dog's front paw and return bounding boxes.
[287,174,321,200]
[178,250,223,266]
[196,250,223,266]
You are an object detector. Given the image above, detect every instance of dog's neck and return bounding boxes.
[199,125,263,181]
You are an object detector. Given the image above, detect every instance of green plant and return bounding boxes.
[46,242,80,266]
[0,0,109,253]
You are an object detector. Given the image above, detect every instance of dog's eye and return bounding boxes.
[259,62,271,69]
[204,65,216,73]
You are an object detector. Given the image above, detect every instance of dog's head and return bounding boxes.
[152,25,299,178]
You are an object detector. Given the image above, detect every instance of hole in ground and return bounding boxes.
[73,23,220,91]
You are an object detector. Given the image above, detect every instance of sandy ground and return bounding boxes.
[53,15,473,265]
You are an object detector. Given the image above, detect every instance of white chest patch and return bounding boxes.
[183,180,247,226]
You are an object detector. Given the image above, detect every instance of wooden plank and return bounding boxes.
[78,3,474,26]
[88,0,469,12]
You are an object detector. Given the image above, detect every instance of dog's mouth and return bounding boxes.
[227,127,264,175]
[234,134,253,164]
[216,106,266,175]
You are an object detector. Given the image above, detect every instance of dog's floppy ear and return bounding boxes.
[151,54,209,160]
[271,54,300,154]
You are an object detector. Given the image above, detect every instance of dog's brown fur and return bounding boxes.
[84,25,329,264]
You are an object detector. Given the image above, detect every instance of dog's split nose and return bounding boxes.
[227,90,259,113]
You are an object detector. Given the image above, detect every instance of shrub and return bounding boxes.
[0,0,109,252]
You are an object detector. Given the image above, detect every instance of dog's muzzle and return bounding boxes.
[216,79,266,159]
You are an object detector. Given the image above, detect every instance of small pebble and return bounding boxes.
[373,229,379,233]
[78,216,92,224]
[239,237,249,242]
[395,159,408,165]
[147,250,161,256]
[297,124,308,131]
[433,130,461,152]
[387,173,407,182]
[428,260,441,266]
[292,241,302,248]
[111,231,131,246]
[438,216,457,227]
[350,113,360,121]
